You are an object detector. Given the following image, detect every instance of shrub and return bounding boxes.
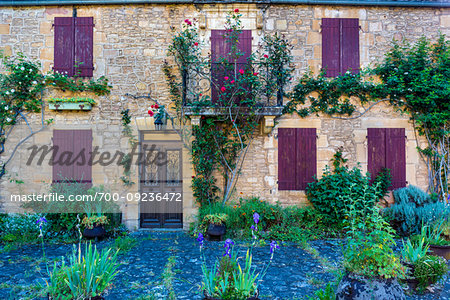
[306,150,390,225]
[114,235,139,253]
[0,213,48,244]
[47,243,120,299]
[384,185,450,236]
[413,255,448,290]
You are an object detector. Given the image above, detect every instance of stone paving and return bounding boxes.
[0,231,449,300]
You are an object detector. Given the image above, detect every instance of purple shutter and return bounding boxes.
[322,18,340,77]
[368,128,386,184]
[278,128,297,190]
[211,30,229,103]
[341,18,360,74]
[72,130,92,186]
[52,130,74,182]
[386,128,406,189]
[297,128,317,190]
[53,17,74,76]
[74,17,94,77]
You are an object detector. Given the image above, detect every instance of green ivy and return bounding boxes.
[120,109,136,187]
[48,97,96,105]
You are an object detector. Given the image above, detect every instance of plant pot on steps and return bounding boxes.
[83,224,106,239]
[429,244,450,260]
[206,224,226,241]
[336,272,405,300]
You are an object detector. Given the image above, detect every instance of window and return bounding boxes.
[54,17,94,77]
[368,128,406,190]
[52,129,92,186]
[278,128,317,190]
[210,29,252,103]
[321,18,359,77]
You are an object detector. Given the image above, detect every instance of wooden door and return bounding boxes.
[140,140,183,228]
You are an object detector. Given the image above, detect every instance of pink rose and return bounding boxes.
[224,76,229,80]
[234,9,239,13]
[221,86,226,92]
[253,72,259,76]
[264,54,268,58]
[194,42,198,46]
[239,69,244,74]
[230,80,235,84]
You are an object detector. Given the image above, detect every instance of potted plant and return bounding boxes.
[48,97,96,111]
[400,236,429,290]
[422,219,450,260]
[336,205,406,300]
[202,213,228,241]
[82,215,108,239]
[196,213,278,300]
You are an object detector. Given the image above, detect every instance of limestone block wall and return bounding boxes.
[0,3,448,227]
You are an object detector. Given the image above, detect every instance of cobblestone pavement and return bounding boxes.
[0,231,448,299]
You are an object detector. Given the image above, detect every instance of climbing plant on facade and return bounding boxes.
[0,52,111,179]
[286,34,450,200]
[164,11,293,205]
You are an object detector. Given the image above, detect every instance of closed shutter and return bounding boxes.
[297,128,317,190]
[74,17,94,77]
[278,128,297,190]
[341,18,360,74]
[54,17,74,76]
[211,30,229,103]
[368,128,386,185]
[72,130,92,186]
[322,18,340,77]
[52,130,92,186]
[386,128,406,189]
[52,130,75,182]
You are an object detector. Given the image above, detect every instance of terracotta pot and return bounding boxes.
[206,223,226,241]
[83,224,106,239]
[429,244,450,260]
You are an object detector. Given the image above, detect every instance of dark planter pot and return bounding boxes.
[207,223,226,241]
[83,224,106,239]
[48,294,104,300]
[336,272,405,300]
[429,244,450,260]
[203,290,259,300]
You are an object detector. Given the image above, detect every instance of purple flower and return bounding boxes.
[253,212,260,224]
[223,239,234,258]
[36,217,47,229]
[196,233,204,248]
[270,240,279,254]
[251,224,257,232]
[447,194,450,202]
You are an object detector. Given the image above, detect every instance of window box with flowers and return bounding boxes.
[48,97,96,111]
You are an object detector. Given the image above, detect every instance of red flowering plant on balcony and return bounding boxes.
[163,11,293,205]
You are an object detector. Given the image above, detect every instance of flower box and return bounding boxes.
[49,102,93,111]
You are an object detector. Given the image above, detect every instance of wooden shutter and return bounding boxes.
[52,130,75,182]
[322,18,340,77]
[368,128,386,185]
[278,128,297,190]
[72,130,92,186]
[341,18,360,74]
[74,17,94,77]
[54,17,74,76]
[297,128,317,190]
[386,128,406,189]
[211,30,229,103]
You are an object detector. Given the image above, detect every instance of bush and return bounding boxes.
[306,150,390,225]
[384,185,450,236]
[114,235,139,253]
[413,255,448,290]
[0,213,48,244]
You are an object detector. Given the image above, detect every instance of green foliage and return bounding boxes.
[120,109,137,186]
[307,283,336,300]
[384,185,450,236]
[113,235,139,254]
[47,97,96,105]
[413,255,448,290]
[343,205,405,279]
[401,236,429,264]
[45,72,111,96]
[0,213,48,245]
[47,243,120,299]
[306,150,390,226]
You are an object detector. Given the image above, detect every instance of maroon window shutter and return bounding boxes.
[322,18,340,77]
[368,128,386,184]
[74,17,94,77]
[341,18,360,74]
[72,130,92,186]
[386,128,406,189]
[52,130,75,182]
[53,17,74,76]
[278,128,297,190]
[297,128,317,190]
[236,30,252,65]
[211,30,229,103]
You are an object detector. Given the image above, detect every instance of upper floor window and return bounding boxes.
[53,17,94,77]
[210,29,252,103]
[321,18,360,77]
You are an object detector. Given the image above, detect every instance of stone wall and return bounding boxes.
[0,3,448,228]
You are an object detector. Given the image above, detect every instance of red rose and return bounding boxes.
[230,80,235,84]
[264,54,268,58]
[221,86,226,92]
[234,9,239,13]
[239,69,244,74]
[199,93,202,96]
[253,72,259,76]
[154,104,159,109]
[224,76,229,80]
[194,42,198,46]
[148,110,154,116]
[151,104,155,108]
[201,116,205,119]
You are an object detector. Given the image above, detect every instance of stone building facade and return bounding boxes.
[0,1,448,230]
